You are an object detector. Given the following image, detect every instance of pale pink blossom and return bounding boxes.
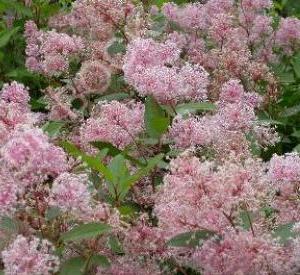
[49,172,91,214]
[80,100,144,149]
[1,127,68,185]
[2,235,60,275]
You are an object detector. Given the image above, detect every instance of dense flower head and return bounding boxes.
[268,153,300,183]
[49,0,133,41]
[193,231,295,275]
[276,17,300,54]
[124,38,208,104]
[24,20,84,76]
[49,172,91,214]
[1,81,30,106]
[0,81,37,138]
[162,2,207,30]
[2,235,60,275]
[80,100,144,149]
[155,153,269,236]
[1,127,68,185]
[0,167,20,217]
[74,60,111,94]
[98,257,160,275]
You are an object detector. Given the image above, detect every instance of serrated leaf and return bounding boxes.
[145,96,170,139]
[167,230,216,248]
[176,102,216,115]
[59,257,86,275]
[61,223,111,242]
[0,27,20,48]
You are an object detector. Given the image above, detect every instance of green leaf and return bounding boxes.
[145,96,170,139]
[0,1,32,16]
[30,97,48,111]
[61,141,113,182]
[43,121,66,138]
[292,55,300,79]
[61,222,111,242]
[176,102,217,115]
[45,207,61,221]
[272,223,298,244]
[107,41,126,56]
[293,144,300,153]
[91,141,145,167]
[107,154,130,199]
[280,104,300,117]
[0,27,20,48]
[107,235,124,255]
[239,210,254,230]
[278,71,295,84]
[89,255,110,268]
[0,216,18,233]
[167,230,216,248]
[119,153,164,199]
[59,257,86,275]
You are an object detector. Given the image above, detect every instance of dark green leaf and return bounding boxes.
[89,255,110,268]
[0,27,20,48]
[145,96,170,139]
[119,153,164,199]
[59,257,86,275]
[91,141,146,167]
[61,222,111,242]
[61,141,113,182]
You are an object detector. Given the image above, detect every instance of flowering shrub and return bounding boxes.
[1,0,300,274]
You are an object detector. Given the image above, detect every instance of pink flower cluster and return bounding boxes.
[169,79,264,156]
[193,231,297,275]
[80,100,144,149]
[0,82,37,145]
[154,153,268,236]
[269,153,300,183]
[49,172,91,214]
[74,60,112,95]
[124,38,208,104]
[1,127,68,186]
[2,235,59,275]
[276,17,300,54]
[24,21,84,76]
[2,0,300,274]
